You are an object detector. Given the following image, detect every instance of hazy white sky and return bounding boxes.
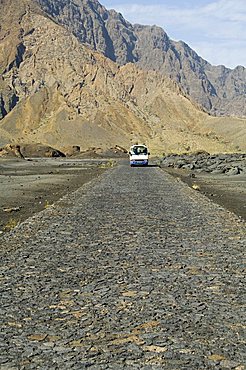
[103,0,246,69]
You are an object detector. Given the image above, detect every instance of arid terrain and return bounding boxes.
[0,0,245,368]
[164,168,246,221]
[1,155,245,235]
[160,152,246,220]
[0,158,107,233]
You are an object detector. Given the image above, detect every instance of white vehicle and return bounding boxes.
[129,144,149,166]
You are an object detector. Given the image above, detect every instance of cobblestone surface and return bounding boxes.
[1,164,245,369]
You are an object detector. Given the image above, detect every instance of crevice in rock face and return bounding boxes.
[101,26,116,63]
[15,42,26,68]
[5,43,26,73]
[9,93,19,110]
[0,92,19,120]
[0,95,8,119]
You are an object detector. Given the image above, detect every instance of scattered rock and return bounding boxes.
[143,345,167,353]
[77,146,128,158]
[27,334,48,342]
[226,167,241,176]
[3,207,21,213]
[113,145,128,154]
[211,169,224,174]
[62,146,80,157]
[20,144,66,158]
[161,153,246,176]
[0,144,25,158]
[77,147,103,158]
[192,184,200,191]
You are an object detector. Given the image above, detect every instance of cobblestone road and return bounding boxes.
[1,164,245,369]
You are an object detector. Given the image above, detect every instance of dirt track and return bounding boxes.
[1,163,245,369]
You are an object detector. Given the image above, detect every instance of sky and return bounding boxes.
[102,0,246,69]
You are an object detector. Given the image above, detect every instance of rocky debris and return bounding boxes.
[0,144,24,158]
[62,145,81,157]
[77,147,104,158]
[0,143,66,158]
[0,164,245,368]
[19,143,65,158]
[114,145,128,154]
[161,152,246,176]
[67,146,128,159]
[3,206,21,212]
[101,145,128,157]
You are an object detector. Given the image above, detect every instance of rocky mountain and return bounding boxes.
[31,0,246,117]
[0,0,245,154]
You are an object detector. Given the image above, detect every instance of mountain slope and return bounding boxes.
[0,0,245,154]
[32,0,246,117]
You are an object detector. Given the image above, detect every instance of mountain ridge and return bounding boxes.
[0,0,245,153]
[32,0,246,117]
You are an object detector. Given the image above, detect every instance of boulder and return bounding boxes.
[226,167,241,176]
[20,144,65,158]
[63,146,80,157]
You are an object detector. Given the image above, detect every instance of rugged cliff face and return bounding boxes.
[0,0,245,153]
[31,0,246,117]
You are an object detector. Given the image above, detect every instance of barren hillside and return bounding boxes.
[33,0,246,117]
[0,0,245,154]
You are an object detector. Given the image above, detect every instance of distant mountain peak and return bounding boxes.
[28,0,245,117]
[0,0,245,153]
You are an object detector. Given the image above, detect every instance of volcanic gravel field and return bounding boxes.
[1,164,245,369]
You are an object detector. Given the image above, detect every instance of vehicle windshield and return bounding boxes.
[131,146,148,155]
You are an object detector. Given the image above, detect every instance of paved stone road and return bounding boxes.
[1,164,245,369]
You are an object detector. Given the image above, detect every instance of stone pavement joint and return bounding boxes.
[0,164,245,369]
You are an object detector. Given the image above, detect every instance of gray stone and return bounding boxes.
[226,167,241,175]
[0,163,245,368]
